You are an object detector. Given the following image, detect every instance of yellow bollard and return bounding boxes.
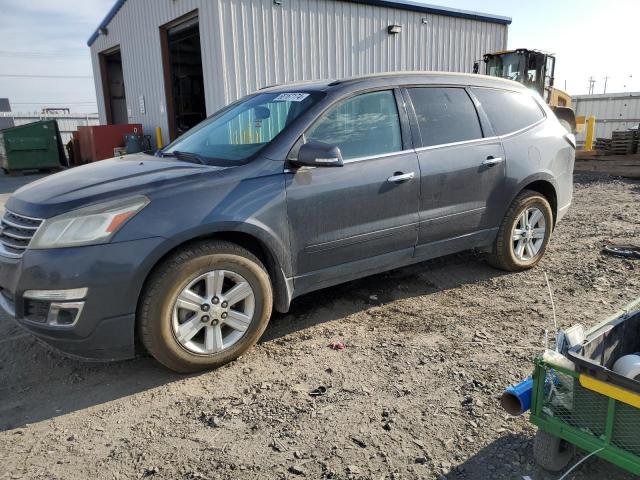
[156,126,163,150]
[584,115,596,151]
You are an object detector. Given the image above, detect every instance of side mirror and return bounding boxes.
[253,106,271,120]
[293,140,344,167]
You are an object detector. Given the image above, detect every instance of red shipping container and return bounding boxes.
[77,124,143,163]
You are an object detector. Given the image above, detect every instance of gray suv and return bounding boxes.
[0,73,574,372]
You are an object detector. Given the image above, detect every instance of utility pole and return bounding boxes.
[603,76,609,94]
[588,76,596,95]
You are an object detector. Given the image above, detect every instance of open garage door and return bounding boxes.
[161,12,206,141]
[99,47,128,125]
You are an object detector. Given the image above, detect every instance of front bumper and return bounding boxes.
[0,237,165,361]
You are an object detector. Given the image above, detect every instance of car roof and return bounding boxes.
[259,71,528,94]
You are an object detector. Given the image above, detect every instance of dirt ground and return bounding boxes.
[574,152,640,179]
[1,173,639,480]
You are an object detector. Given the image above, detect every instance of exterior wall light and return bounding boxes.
[387,25,402,34]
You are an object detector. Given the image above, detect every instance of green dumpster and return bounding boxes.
[0,120,64,173]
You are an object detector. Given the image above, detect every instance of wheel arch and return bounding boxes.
[511,175,559,226]
[136,227,293,332]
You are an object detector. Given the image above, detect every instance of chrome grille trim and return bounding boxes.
[0,210,44,258]
[1,217,39,230]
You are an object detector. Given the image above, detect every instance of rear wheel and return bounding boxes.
[487,190,553,271]
[533,430,575,472]
[139,240,272,373]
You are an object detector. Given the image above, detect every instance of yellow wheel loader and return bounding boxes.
[475,49,584,133]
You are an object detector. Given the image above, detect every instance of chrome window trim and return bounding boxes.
[414,136,500,153]
[284,148,415,171]
[342,149,415,164]
[498,117,547,140]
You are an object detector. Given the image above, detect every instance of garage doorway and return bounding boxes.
[161,12,206,141]
[99,47,128,125]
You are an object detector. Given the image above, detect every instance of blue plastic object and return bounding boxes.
[501,377,533,415]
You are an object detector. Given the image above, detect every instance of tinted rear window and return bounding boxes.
[471,88,545,136]
[407,87,483,147]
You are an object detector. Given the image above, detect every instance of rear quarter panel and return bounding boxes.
[500,115,574,223]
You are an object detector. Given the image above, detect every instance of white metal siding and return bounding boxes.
[573,92,640,143]
[90,0,507,145]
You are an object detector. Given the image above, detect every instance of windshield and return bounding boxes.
[163,91,324,165]
[486,52,522,82]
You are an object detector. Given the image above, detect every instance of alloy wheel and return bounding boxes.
[171,270,255,355]
[511,207,546,261]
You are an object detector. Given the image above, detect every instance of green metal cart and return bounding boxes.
[530,299,640,475]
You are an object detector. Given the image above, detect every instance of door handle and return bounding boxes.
[387,171,415,183]
[482,156,504,167]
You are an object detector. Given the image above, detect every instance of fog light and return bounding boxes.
[46,302,85,327]
[23,288,88,301]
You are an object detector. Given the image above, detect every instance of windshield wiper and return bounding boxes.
[161,150,208,165]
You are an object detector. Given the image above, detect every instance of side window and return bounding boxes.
[304,90,402,160]
[471,88,545,136]
[407,87,483,147]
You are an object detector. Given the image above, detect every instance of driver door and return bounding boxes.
[284,89,420,288]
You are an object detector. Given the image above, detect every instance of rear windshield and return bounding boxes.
[163,91,324,165]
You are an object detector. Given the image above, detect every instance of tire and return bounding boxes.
[533,430,575,472]
[486,190,553,271]
[138,240,273,373]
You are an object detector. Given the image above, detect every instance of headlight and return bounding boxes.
[30,196,149,249]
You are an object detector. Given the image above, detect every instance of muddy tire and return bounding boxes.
[138,240,272,373]
[533,430,575,472]
[486,190,553,271]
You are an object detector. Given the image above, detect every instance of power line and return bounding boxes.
[0,50,87,58]
[12,101,97,105]
[0,74,93,79]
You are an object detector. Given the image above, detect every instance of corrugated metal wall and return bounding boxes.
[573,92,640,143]
[90,0,508,145]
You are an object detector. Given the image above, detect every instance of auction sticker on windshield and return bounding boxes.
[274,93,310,102]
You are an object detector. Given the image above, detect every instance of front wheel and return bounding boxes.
[487,190,553,271]
[138,240,273,373]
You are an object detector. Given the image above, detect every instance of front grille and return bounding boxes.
[0,210,44,257]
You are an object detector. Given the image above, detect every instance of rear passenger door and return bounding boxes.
[403,87,506,256]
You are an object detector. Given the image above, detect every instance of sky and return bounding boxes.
[0,0,638,114]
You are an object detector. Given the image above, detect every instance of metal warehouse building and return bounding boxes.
[572,92,640,145]
[88,0,511,145]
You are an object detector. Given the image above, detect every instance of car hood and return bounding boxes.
[7,155,226,218]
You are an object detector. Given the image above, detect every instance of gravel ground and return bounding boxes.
[0,173,639,480]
